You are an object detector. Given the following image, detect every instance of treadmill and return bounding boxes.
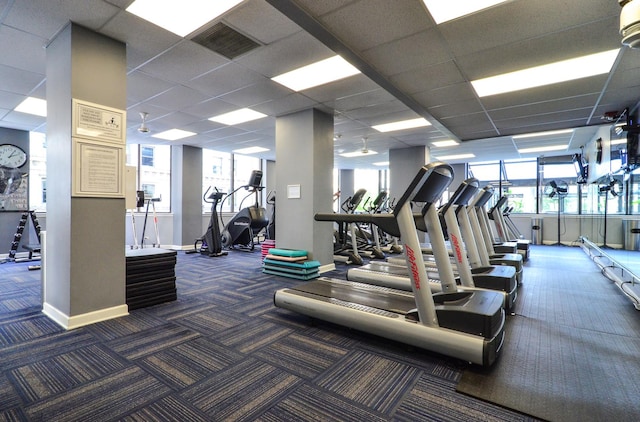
[274,163,505,367]
[470,186,524,284]
[347,178,517,311]
[488,195,530,261]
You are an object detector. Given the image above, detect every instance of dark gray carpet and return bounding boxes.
[0,247,540,421]
[457,245,640,422]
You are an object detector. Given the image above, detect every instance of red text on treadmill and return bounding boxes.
[405,244,421,290]
[451,233,463,264]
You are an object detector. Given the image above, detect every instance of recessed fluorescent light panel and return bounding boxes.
[512,129,574,139]
[233,146,269,154]
[126,0,243,37]
[152,129,196,141]
[432,139,459,147]
[209,108,267,125]
[15,97,47,117]
[372,118,431,133]
[471,49,620,97]
[422,0,509,24]
[340,150,378,158]
[610,138,627,146]
[373,161,389,166]
[272,56,360,92]
[435,153,475,161]
[518,145,567,154]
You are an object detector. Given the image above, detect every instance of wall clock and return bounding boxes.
[0,144,28,168]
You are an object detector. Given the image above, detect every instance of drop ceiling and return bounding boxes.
[0,0,638,169]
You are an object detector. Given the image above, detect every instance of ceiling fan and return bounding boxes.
[543,180,568,198]
[361,137,369,154]
[138,112,150,134]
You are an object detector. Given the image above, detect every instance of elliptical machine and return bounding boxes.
[190,186,227,257]
[220,170,269,251]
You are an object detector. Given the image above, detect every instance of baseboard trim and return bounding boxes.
[43,303,129,330]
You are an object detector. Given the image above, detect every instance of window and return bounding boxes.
[333,168,339,212]
[233,154,261,212]
[28,132,47,212]
[135,144,171,212]
[630,170,640,214]
[141,146,154,166]
[141,184,155,197]
[203,149,232,212]
[503,159,537,213]
[469,162,500,182]
[354,169,382,212]
[126,143,139,166]
[541,163,578,214]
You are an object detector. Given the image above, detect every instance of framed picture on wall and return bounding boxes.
[0,167,28,211]
[0,142,29,211]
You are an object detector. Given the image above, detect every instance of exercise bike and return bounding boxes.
[190,186,227,257]
[220,170,269,251]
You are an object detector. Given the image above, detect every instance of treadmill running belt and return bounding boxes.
[289,278,416,315]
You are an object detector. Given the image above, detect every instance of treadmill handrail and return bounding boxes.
[472,185,494,207]
[393,162,453,217]
[439,178,479,216]
[314,212,429,237]
[488,195,508,215]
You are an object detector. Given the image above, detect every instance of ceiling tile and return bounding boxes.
[137,41,229,84]
[361,28,451,76]
[0,64,44,95]
[216,79,292,108]
[186,62,266,97]
[390,61,465,96]
[4,0,118,39]
[318,0,430,52]
[0,26,47,74]
[144,85,210,111]
[235,30,331,77]
[223,0,301,44]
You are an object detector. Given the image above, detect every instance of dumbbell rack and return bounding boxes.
[3,211,41,263]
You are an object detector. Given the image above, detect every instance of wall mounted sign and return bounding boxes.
[72,139,124,198]
[71,98,126,198]
[72,99,125,144]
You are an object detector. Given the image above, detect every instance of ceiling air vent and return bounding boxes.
[192,23,261,59]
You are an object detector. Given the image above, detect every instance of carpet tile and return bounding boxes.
[85,312,168,341]
[121,395,210,422]
[175,307,247,336]
[0,407,28,422]
[24,366,171,421]
[0,330,97,370]
[216,318,293,353]
[257,383,388,422]
[181,357,303,421]
[253,332,350,379]
[137,336,245,389]
[0,313,62,346]
[142,297,216,320]
[0,373,22,410]
[106,322,200,360]
[315,349,422,415]
[8,344,128,403]
[0,249,569,420]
